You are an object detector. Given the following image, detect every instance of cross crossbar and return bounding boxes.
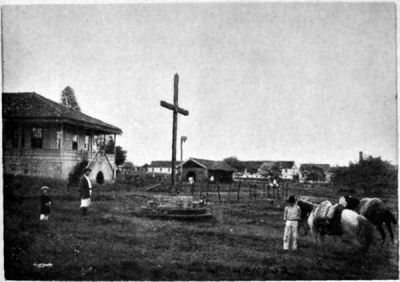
[160,101,189,116]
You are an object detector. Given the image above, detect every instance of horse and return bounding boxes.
[297,199,317,235]
[298,199,374,252]
[339,196,397,244]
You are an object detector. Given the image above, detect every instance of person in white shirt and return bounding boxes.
[283,195,301,250]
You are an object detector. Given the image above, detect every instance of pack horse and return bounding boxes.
[298,199,374,252]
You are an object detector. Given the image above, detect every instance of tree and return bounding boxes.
[223,156,245,171]
[331,156,397,194]
[122,161,134,169]
[67,160,89,187]
[258,162,282,179]
[115,146,127,166]
[300,165,326,182]
[61,86,81,111]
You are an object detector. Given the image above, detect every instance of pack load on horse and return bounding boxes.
[298,199,374,252]
[313,200,345,236]
[340,196,397,244]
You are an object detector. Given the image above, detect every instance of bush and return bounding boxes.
[67,161,89,187]
[331,156,397,194]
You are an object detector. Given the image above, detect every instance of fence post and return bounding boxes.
[217,182,222,203]
[191,183,195,196]
[262,182,265,198]
[249,181,252,199]
[286,182,289,198]
[237,181,241,201]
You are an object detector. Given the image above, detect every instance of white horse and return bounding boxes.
[299,199,374,252]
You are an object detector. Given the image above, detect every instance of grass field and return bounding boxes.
[4,174,399,280]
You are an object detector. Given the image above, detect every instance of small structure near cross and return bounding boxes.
[160,73,189,193]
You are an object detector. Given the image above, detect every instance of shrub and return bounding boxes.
[331,156,397,194]
[67,160,89,187]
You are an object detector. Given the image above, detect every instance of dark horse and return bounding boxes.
[340,196,397,244]
[297,199,315,235]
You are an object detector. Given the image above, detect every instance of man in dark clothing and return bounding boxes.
[78,168,92,216]
[40,186,52,221]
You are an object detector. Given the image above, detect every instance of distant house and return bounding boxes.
[234,160,298,180]
[237,161,266,174]
[148,161,181,174]
[179,158,235,183]
[260,161,298,180]
[2,92,122,182]
[299,163,331,183]
[232,161,266,179]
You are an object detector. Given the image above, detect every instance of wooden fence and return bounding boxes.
[177,180,291,203]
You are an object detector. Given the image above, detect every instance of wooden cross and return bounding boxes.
[160,73,189,193]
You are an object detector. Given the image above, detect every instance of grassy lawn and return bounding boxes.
[3,175,399,280]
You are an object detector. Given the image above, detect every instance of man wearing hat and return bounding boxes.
[40,186,52,221]
[283,195,301,250]
[78,168,92,216]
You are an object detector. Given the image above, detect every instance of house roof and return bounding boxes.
[226,160,296,172]
[260,161,295,169]
[2,92,122,134]
[150,161,182,167]
[240,160,295,170]
[183,158,235,172]
[300,163,330,171]
[237,161,268,171]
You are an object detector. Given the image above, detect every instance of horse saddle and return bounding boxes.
[314,200,344,236]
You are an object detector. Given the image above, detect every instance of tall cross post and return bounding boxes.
[160,74,189,194]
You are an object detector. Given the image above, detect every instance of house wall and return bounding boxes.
[209,170,233,183]
[280,165,298,180]
[182,167,208,183]
[3,122,116,181]
[148,166,172,174]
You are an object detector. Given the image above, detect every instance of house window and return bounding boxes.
[72,134,78,150]
[4,126,18,148]
[152,168,154,172]
[31,128,43,148]
[56,131,62,149]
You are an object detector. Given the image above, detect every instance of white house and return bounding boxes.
[258,161,298,180]
[148,161,181,174]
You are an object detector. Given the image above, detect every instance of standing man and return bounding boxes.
[78,168,92,216]
[283,195,301,250]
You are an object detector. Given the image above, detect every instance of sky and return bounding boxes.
[2,2,397,166]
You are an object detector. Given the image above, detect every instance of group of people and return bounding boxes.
[39,167,94,220]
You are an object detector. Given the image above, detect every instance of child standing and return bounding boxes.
[40,186,52,221]
[283,195,301,250]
